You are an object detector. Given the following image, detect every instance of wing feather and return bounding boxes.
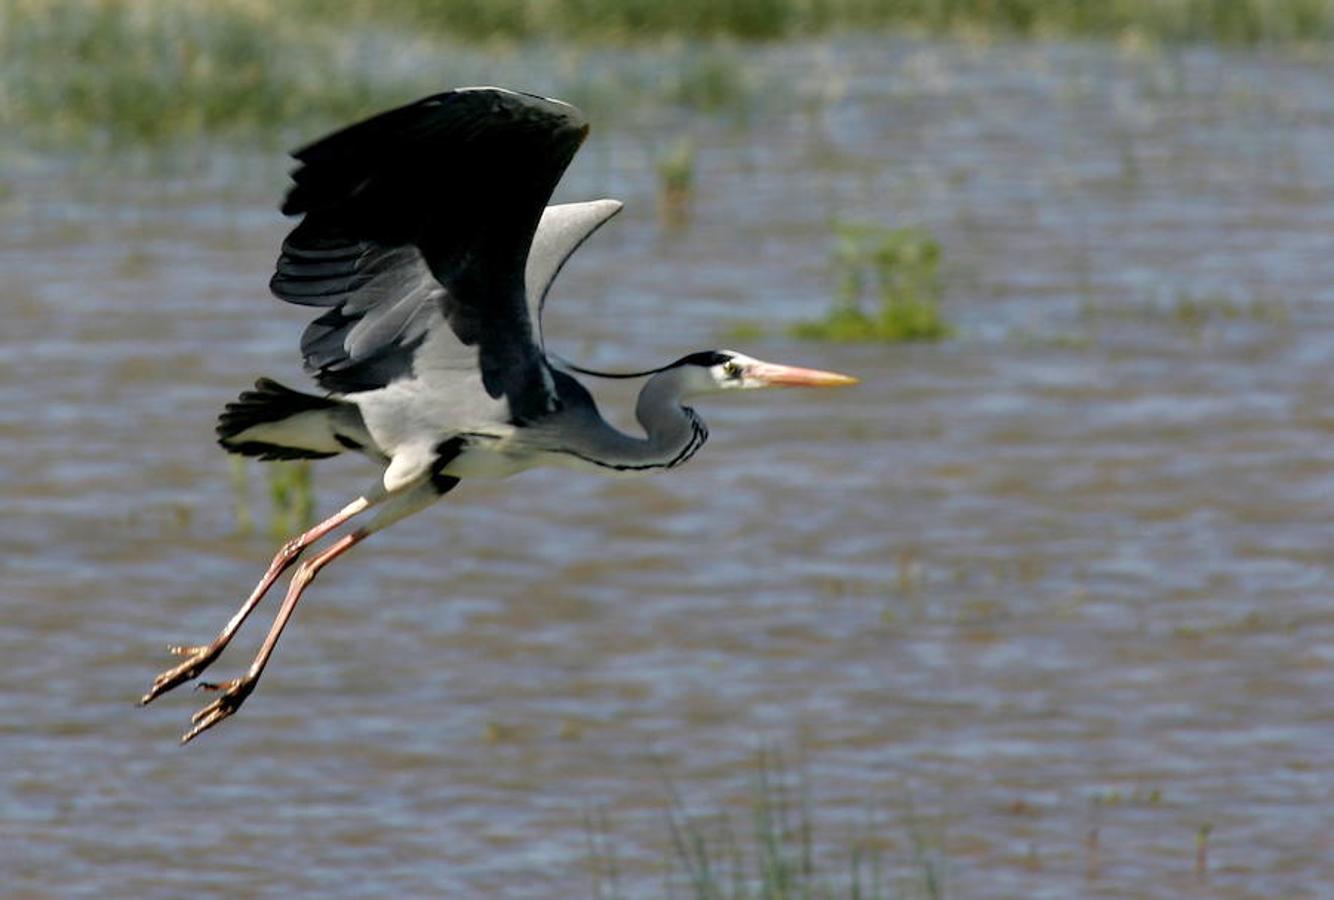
[524,199,623,351]
[270,87,589,417]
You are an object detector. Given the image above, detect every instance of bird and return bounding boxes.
[139,87,857,743]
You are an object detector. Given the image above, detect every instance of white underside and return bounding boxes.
[226,411,347,456]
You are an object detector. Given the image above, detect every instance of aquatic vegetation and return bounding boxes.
[1195,822,1214,879]
[617,751,947,899]
[1079,290,1291,331]
[267,460,315,538]
[1168,291,1290,327]
[584,807,623,900]
[0,0,401,146]
[793,223,952,343]
[305,0,1334,44]
[657,138,696,226]
[665,48,752,113]
[227,457,253,536]
[722,320,768,342]
[301,0,794,41]
[4,0,1329,148]
[0,1,766,148]
[227,458,315,537]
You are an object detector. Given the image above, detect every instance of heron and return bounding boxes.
[140,87,857,743]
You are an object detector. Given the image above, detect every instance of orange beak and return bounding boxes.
[748,362,859,388]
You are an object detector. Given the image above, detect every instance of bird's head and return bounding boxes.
[671,350,859,396]
[558,349,858,399]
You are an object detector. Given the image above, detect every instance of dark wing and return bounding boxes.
[269,87,588,421]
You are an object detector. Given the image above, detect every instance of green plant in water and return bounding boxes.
[668,49,750,112]
[645,750,940,899]
[793,223,952,343]
[228,457,254,536]
[12,0,1327,151]
[267,460,315,539]
[1195,822,1214,879]
[657,138,696,226]
[302,0,1334,44]
[584,806,623,900]
[1079,289,1290,332]
[229,458,316,537]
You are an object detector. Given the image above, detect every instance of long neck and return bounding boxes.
[633,369,709,469]
[559,368,709,473]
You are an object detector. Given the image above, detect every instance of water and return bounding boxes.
[2,39,1331,898]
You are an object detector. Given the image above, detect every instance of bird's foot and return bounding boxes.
[139,643,223,706]
[180,676,257,744]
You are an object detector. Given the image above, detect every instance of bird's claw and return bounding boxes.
[181,676,255,744]
[139,643,222,706]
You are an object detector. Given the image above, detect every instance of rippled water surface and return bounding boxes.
[2,40,1331,898]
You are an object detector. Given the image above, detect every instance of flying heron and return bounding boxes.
[140,87,857,743]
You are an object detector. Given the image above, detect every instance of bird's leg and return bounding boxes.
[178,479,446,744]
[141,495,374,706]
[182,529,367,743]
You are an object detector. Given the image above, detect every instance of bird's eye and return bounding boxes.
[723,361,744,379]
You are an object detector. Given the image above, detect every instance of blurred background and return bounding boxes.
[2,1,1331,896]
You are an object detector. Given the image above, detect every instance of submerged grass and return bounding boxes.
[793,223,952,343]
[613,750,945,899]
[267,460,315,539]
[657,138,696,226]
[4,0,1330,149]
[307,0,1334,44]
[0,0,768,148]
[1,0,400,147]
[227,458,315,537]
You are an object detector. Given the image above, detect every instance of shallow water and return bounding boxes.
[2,39,1331,898]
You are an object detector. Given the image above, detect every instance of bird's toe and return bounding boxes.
[140,645,223,706]
[180,676,255,743]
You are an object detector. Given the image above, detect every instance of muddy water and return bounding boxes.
[2,39,1331,898]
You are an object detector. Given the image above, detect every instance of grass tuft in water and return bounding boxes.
[585,806,624,900]
[0,1,772,149]
[1079,289,1291,333]
[229,458,315,537]
[266,460,315,539]
[1195,822,1214,880]
[302,0,1334,44]
[645,750,941,899]
[0,0,403,148]
[666,48,753,113]
[657,138,697,227]
[793,223,952,343]
[9,0,1329,150]
[228,457,253,537]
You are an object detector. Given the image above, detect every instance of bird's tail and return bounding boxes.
[217,378,366,461]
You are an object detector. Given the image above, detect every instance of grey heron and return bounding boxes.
[140,87,857,743]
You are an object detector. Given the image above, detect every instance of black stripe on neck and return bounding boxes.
[558,410,709,473]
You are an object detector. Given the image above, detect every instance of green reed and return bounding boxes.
[228,458,315,537]
[792,223,952,343]
[267,460,315,539]
[0,0,769,148]
[657,138,697,226]
[1079,289,1291,337]
[302,0,1334,43]
[0,0,399,146]
[5,0,1329,148]
[594,750,947,899]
